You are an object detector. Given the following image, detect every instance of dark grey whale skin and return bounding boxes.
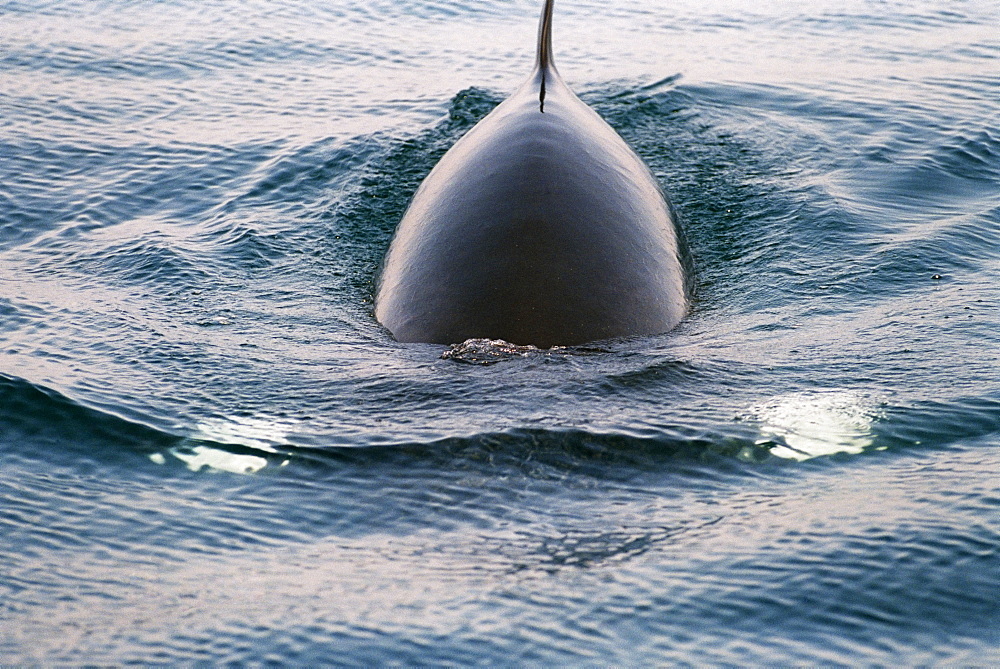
[375,0,688,348]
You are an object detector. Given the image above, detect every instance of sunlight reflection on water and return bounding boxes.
[748,390,885,461]
[148,415,296,473]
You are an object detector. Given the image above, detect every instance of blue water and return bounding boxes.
[2,0,999,663]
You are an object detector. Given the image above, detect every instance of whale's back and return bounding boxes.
[374,0,688,347]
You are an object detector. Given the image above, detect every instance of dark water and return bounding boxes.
[2,0,999,663]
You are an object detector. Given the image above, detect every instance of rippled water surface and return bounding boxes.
[2,0,999,663]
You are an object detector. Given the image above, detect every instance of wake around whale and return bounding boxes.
[375,0,689,348]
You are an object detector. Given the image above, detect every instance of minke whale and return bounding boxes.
[375,0,689,348]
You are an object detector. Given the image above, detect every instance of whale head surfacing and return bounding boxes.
[375,0,688,348]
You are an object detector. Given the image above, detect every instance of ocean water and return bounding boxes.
[2,0,999,663]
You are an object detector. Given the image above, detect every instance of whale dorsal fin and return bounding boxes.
[536,0,555,71]
[535,0,556,111]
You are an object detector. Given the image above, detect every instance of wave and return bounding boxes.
[5,368,1000,484]
[0,374,175,466]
